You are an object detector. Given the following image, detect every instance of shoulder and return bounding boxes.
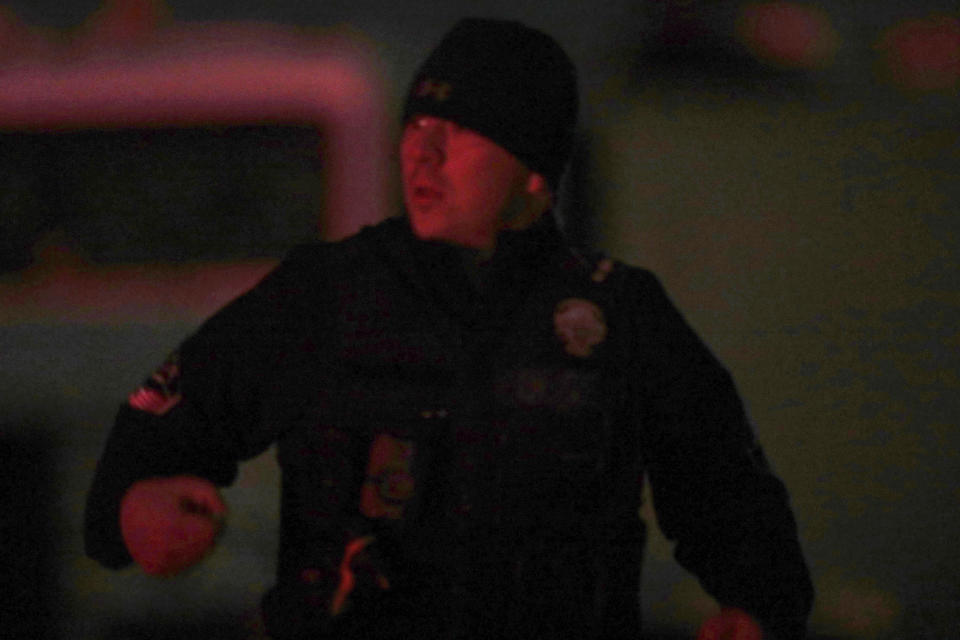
[272,216,407,278]
[558,248,688,335]
[334,215,410,258]
[562,246,661,293]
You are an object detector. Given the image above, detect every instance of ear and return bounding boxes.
[524,171,553,213]
[525,172,551,199]
[502,170,553,231]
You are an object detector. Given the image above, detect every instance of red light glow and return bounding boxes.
[77,0,171,49]
[877,14,960,92]
[737,2,839,70]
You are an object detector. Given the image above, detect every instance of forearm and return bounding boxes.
[83,258,304,568]
[84,405,239,568]
[670,476,813,639]
[630,272,813,637]
[645,414,812,638]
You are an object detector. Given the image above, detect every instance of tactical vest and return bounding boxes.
[263,238,646,640]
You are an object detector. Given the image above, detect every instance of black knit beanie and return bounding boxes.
[402,18,579,190]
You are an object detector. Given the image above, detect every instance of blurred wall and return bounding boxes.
[595,82,959,639]
[1,2,958,639]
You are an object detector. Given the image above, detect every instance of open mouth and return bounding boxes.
[409,185,443,208]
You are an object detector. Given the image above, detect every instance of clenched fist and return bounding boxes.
[119,475,227,576]
[697,607,763,640]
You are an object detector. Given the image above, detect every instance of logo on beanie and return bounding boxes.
[415,78,452,102]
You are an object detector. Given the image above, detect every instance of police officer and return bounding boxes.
[85,18,813,640]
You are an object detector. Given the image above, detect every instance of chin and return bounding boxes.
[417,226,488,249]
[408,212,495,249]
[408,214,444,242]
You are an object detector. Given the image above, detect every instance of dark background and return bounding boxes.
[1,1,957,638]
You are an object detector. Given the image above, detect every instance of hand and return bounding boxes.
[119,475,227,576]
[696,607,763,640]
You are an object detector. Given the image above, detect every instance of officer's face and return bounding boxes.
[400,115,550,250]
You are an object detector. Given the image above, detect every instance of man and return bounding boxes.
[85,18,813,640]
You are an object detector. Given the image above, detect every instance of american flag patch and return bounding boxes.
[128,352,182,415]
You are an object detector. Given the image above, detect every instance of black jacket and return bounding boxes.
[85,215,813,639]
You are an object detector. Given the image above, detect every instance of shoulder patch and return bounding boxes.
[128,352,182,415]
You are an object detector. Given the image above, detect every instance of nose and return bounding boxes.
[405,120,445,166]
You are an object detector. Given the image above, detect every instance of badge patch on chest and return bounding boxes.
[360,434,417,520]
[127,352,182,415]
[554,298,607,358]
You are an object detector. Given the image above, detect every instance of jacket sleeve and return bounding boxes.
[628,269,814,640]
[84,244,330,569]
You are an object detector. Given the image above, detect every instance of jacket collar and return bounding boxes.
[375,212,570,327]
